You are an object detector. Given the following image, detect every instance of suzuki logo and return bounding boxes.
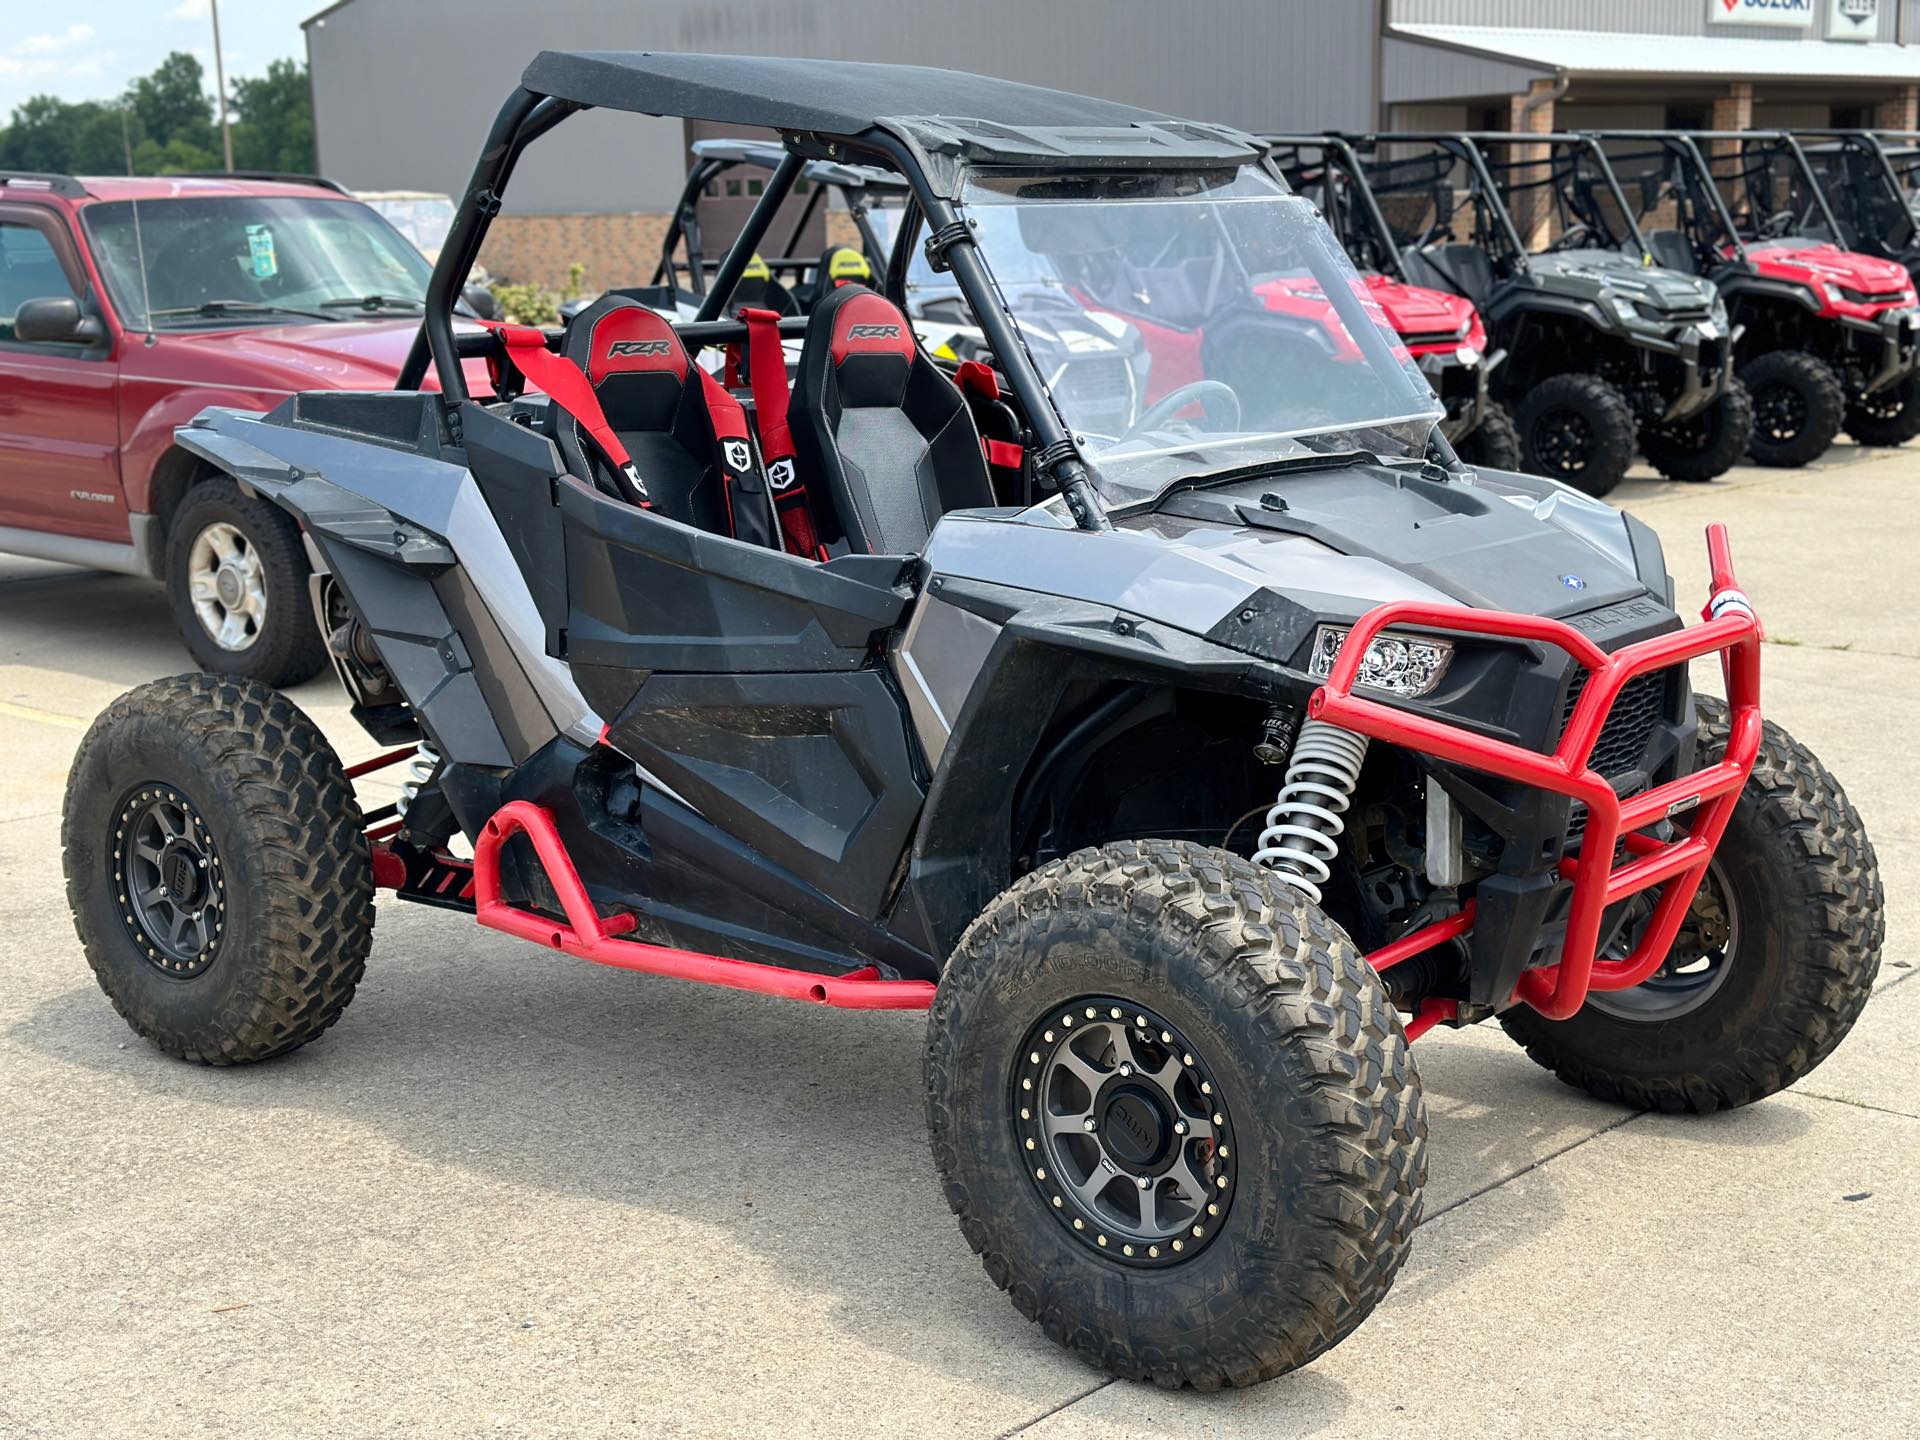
[768,457,797,491]
[722,439,752,472]
[608,339,672,357]
[847,323,901,340]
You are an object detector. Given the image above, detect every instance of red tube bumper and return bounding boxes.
[1328,525,1763,1023]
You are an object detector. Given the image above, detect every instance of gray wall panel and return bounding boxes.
[306,0,1380,214]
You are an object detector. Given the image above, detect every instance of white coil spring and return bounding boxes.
[396,741,441,818]
[1252,720,1369,904]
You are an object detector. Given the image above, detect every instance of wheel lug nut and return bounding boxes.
[1118,1063,1133,1077]
[1082,1117,1097,1132]
[1173,1120,1187,1135]
[1136,1175,1150,1191]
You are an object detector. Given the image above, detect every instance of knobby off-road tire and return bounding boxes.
[1741,349,1846,468]
[926,840,1425,1389]
[1453,400,1522,471]
[1641,381,1755,483]
[1515,373,1637,498]
[164,476,328,688]
[1501,696,1882,1113]
[1844,369,1920,448]
[63,674,375,1064]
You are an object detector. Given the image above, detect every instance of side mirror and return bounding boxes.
[461,284,500,321]
[13,295,104,345]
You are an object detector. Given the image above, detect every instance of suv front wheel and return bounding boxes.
[163,476,327,688]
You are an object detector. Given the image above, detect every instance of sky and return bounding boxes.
[0,1,316,120]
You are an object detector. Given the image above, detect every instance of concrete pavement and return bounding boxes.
[0,448,1914,1438]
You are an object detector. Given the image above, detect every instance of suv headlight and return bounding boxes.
[1309,626,1454,698]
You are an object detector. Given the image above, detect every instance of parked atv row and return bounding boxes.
[1267,130,1920,497]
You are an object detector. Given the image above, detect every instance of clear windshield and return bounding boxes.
[359,195,457,259]
[84,195,434,330]
[934,166,1440,501]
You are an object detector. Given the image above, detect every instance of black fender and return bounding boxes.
[892,582,1294,962]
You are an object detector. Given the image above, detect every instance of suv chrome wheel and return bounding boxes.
[186,521,268,652]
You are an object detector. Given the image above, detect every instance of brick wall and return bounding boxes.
[479,211,867,294]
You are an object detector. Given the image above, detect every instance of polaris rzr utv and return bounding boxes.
[1594,130,1920,460]
[63,53,1882,1391]
[1266,134,1520,470]
[1345,133,1745,496]
[1344,135,1751,495]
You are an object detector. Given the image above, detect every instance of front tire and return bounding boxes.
[1454,400,1522,471]
[1741,350,1845,467]
[926,840,1425,1389]
[164,476,328,688]
[1515,373,1637,497]
[1500,697,1882,1112]
[1844,369,1920,447]
[62,674,375,1065]
[1640,381,1754,483]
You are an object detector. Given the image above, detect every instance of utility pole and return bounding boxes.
[210,0,234,172]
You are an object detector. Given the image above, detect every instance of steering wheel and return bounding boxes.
[1552,223,1594,251]
[1761,209,1796,239]
[1120,380,1242,442]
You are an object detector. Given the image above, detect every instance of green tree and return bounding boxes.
[125,51,216,157]
[230,60,315,173]
[0,95,89,172]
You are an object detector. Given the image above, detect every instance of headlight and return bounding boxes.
[1602,292,1639,323]
[1709,297,1729,327]
[1309,625,1454,698]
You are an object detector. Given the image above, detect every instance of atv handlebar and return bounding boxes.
[1311,524,1764,1021]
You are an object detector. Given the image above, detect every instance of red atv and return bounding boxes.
[1269,136,1518,468]
[0,169,493,684]
[1594,131,1920,465]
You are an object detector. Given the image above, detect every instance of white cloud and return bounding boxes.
[169,0,211,20]
[13,24,97,57]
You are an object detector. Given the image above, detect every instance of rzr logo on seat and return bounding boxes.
[847,323,901,340]
[608,339,672,357]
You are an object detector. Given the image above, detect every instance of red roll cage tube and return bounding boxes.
[356,525,1760,1036]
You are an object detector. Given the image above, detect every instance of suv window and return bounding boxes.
[0,220,79,341]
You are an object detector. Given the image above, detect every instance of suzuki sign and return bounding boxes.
[1827,0,1879,41]
[1709,0,1814,28]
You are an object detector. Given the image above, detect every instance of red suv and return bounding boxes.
[0,170,484,684]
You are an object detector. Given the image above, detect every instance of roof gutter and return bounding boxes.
[1518,73,1571,125]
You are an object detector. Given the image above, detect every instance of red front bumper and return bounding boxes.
[1314,525,1763,1024]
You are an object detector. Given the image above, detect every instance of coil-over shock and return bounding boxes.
[1252,720,1369,904]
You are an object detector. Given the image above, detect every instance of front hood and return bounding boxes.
[922,461,1668,665]
[1365,274,1477,338]
[1527,250,1718,312]
[1745,238,1915,296]
[152,318,493,393]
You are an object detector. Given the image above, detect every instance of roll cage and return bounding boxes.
[1335,133,1534,276]
[650,138,905,305]
[1792,130,1920,261]
[1262,136,1411,281]
[397,52,1262,532]
[1591,131,1843,253]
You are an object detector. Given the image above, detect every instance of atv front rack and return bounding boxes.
[1314,525,1763,1024]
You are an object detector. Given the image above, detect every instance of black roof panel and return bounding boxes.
[520,50,1172,134]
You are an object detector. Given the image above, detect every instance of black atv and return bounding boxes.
[1348,133,1749,496]
[1267,135,1520,471]
[1594,130,1920,463]
[63,54,1882,1390]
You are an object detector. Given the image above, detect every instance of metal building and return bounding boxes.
[303,0,1920,287]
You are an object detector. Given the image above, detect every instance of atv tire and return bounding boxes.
[1454,401,1522,471]
[926,840,1425,1389]
[1500,696,1882,1113]
[1640,381,1754,483]
[165,475,328,689]
[1741,350,1845,468]
[62,673,375,1065]
[1844,369,1920,448]
[1515,373,1637,497]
